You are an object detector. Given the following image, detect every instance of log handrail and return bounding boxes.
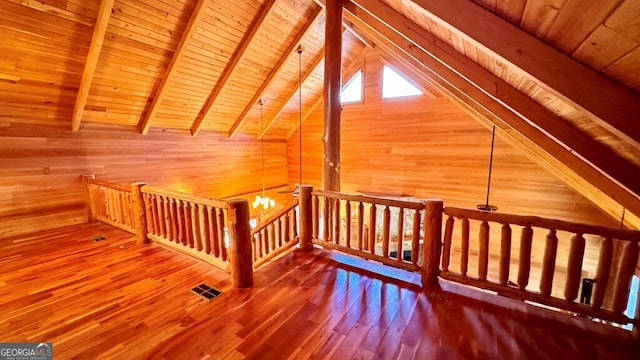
[141,185,230,209]
[444,207,640,242]
[86,178,132,192]
[312,189,425,209]
[251,202,298,236]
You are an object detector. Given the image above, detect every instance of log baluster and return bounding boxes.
[478,221,490,281]
[333,199,341,244]
[269,223,276,254]
[397,208,405,262]
[564,233,586,302]
[345,201,351,248]
[156,196,166,238]
[150,194,159,236]
[163,196,171,240]
[539,229,558,296]
[411,209,420,264]
[284,211,291,244]
[592,237,613,310]
[323,197,330,241]
[143,193,155,236]
[201,204,210,254]
[382,205,391,258]
[442,215,454,271]
[277,216,283,246]
[611,241,639,313]
[357,202,364,251]
[369,204,377,253]
[460,218,469,277]
[300,185,313,250]
[518,226,534,290]
[208,206,220,257]
[312,195,319,239]
[176,200,185,245]
[192,202,203,250]
[291,208,298,239]
[498,224,511,286]
[130,183,148,245]
[218,208,227,260]
[169,198,178,243]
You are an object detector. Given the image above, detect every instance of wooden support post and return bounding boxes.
[81,175,96,222]
[130,182,149,245]
[422,199,443,288]
[322,0,342,192]
[299,185,314,251]
[228,199,254,288]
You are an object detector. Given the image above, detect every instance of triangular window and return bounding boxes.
[341,70,362,103]
[382,65,422,99]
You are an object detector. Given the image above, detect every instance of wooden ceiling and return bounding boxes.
[1,0,639,224]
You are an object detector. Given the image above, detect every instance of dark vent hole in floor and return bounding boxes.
[191,283,222,301]
[92,235,107,242]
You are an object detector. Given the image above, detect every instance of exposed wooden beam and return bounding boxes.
[190,0,279,136]
[409,0,640,145]
[137,0,209,135]
[286,46,370,139]
[71,0,114,132]
[322,0,343,192]
[344,0,640,219]
[259,49,325,139]
[227,6,323,138]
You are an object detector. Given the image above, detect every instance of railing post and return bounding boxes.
[130,182,148,245]
[299,185,314,251]
[228,199,254,288]
[81,174,96,222]
[422,199,444,288]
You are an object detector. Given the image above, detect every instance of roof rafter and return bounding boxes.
[71,0,114,132]
[345,0,640,218]
[138,0,209,135]
[258,48,326,139]
[227,6,323,138]
[409,0,640,145]
[190,0,279,136]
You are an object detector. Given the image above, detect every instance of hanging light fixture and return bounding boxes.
[477,125,498,212]
[253,98,275,211]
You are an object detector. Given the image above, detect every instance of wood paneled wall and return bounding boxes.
[288,50,616,227]
[0,121,288,239]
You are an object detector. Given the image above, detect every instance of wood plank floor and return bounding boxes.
[1,223,638,359]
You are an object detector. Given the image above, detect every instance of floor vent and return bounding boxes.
[191,283,221,301]
[92,235,107,242]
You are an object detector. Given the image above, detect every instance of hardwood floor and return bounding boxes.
[1,223,638,359]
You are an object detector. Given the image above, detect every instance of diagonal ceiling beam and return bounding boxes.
[408,0,640,146]
[138,0,209,135]
[71,0,114,132]
[227,6,323,138]
[259,48,326,139]
[345,0,640,219]
[190,0,279,136]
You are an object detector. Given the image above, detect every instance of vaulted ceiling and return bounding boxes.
[1,0,639,226]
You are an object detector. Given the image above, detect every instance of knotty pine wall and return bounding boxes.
[288,51,615,228]
[0,121,288,239]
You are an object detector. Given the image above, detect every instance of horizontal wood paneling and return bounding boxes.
[0,121,287,239]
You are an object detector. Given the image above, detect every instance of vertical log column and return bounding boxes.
[322,0,342,192]
[299,185,314,251]
[228,199,253,288]
[130,182,148,245]
[422,199,444,288]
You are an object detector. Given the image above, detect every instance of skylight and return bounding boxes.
[340,70,362,103]
[382,65,422,99]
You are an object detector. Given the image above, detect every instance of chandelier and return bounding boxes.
[253,98,275,210]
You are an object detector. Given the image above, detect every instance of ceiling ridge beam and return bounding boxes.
[259,48,326,139]
[408,0,640,146]
[227,6,323,138]
[138,0,209,135]
[286,45,372,139]
[71,0,114,132]
[189,0,279,136]
[345,0,640,217]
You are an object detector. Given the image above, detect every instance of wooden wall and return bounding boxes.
[288,50,616,227]
[0,121,288,239]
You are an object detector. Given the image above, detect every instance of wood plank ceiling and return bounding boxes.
[1,0,639,224]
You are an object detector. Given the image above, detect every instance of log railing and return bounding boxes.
[85,179,135,233]
[141,185,231,272]
[304,187,435,274]
[251,202,299,269]
[439,207,640,326]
